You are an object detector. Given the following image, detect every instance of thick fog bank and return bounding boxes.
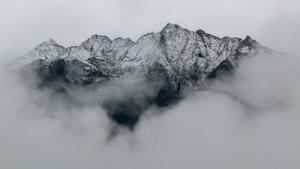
[0,53,300,169]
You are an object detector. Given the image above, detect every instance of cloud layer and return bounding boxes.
[0,52,300,169]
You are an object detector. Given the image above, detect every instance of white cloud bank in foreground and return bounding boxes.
[0,53,300,169]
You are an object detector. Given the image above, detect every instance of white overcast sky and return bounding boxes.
[0,0,299,60]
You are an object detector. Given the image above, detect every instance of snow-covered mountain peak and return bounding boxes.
[112,37,134,45]
[46,38,58,44]
[81,34,111,51]
[241,35,258,47]
[162,23,184,32]
[10,23,274,129]
[196,29,206,35]
[12,23,271,82]
[36,38,59,47]
[11,39,66,69]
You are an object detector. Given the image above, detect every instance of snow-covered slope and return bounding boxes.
[12,39,66,69]
[14,23,269,83]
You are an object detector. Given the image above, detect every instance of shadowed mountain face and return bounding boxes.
[12,23,272,130]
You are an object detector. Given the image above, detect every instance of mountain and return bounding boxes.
[12,23,272,130]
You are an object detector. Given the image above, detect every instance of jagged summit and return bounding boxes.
[162,23,182,31]
[12,22,270,89]
[14,23,265,67]
[12,23,272,129]
[12,22,271,88]
[35,39,60,47]
[46,38,58,44]
[37,38,61,48]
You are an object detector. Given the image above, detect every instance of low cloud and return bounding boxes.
[0,52,300,169]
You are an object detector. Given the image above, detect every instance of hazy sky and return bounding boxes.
[1,1,300,168]
[0,0,299,60]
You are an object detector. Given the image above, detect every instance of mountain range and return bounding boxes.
[12,23,272,130]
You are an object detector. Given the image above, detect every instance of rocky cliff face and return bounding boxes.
[12,23,272,129]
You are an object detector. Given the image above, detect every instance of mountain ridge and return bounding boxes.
[11,23,272,130]
[13,23,268,71]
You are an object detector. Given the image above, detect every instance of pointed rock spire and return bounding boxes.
[47,38,58,44]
